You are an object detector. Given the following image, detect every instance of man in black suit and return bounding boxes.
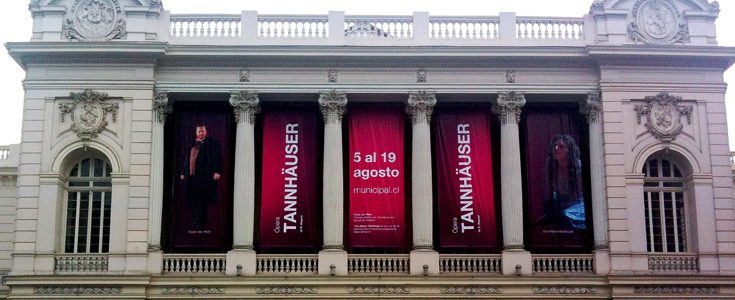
[181,125,222,229]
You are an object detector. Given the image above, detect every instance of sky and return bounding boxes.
[0,0,733,147]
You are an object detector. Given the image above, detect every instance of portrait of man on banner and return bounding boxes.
[181,125,223,229]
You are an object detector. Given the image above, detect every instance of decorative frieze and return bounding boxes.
[628,0,688,45]
[256,287,317,294]
[406,91,437,124]
[580,93,602,123]
[161,287,225,294]
[318,90,348,123]
[35,287,121,294]
[634,92,692,143]
[441,287,503,294]
[153,92,172,124]
[494,91,526,124]
[348,287,410,294]
[635,286,719,294]
[59,89,119,140]
[64,0,126,41]
[533,286,597,294]
[229,91,260,124]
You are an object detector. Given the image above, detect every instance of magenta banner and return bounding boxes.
[435,112,498,247]
[349,109,405,247]
[260,111,318,247]
[525,108,588,248]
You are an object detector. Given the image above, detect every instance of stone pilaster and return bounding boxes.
[229,91,260,251]
[148,92,171,253]
[406,91,436,251]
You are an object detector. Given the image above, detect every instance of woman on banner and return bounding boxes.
[540,134,586,229]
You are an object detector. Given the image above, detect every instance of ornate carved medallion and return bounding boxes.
[628,0,688,44]
[59,89,119,140]
[64,0,126,41]
[635,92,692,143]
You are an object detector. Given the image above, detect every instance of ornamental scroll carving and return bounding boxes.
[319,90,347,123]
[494,91,526,124]
[64,0,126,41]
[229,91,260,124]
[533,286,597,294]
[348,287,410,294]
[441,287,503,294]
[580,93,602,123]
[153,92,172,124]
[628,0,688,45]
[635,92,692,143]
[634,286,719,294]
[406,91,436,124]
[35,287,121,294]
[59,89,119,140]
[161,287,225,294]
[256,287,317,294]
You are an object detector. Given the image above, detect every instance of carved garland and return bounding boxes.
[533,286,598,294]
[59,89,119,140]
[440,287,503,294]
[348,286,410,294]
[161,287,225,294]
[35,287,121,294]
[64,0,126,41]
[634,286,719,294]
[635,92,692,143]
[627,0,688,45]
[256,287,317,294]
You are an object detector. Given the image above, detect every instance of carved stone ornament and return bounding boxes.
[417,69,427,83]
[256,287,317,294]
[153,92,172,124]
[506,70,516,83]
[64,0,126,41]
[494,91,526,124]
[635,92,692,143]
[318,90,348,123]
[229,91,260,124]
[328,69,338,83]
[580,93,602,123]
[406,91,437,124]
[161,287,225,294]
[628,0,688,44]
[59,89,119,140]
[441,287,503,294]
[239,69,250,82]
[35,287,121,294]
[348,287,410,294]
[150,0,162,4]
[533,286,598,294]
[634,286,719,294]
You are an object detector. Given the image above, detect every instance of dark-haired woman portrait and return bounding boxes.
[539,135,586,229]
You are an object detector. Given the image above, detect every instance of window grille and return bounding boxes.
[642,157,687,253]
[64,157,112,254]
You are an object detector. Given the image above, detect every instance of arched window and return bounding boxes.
[642,157,687,253]
[64,156,112,253]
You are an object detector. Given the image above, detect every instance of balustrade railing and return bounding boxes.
[0,146,8,160]
[162,254,226,274]
[258,15,328,38]
[171,14,241,38]
[54,254,108,273]
[345,16,413,38]
[439,254,501,274]
[532,254,594,274]
[256,255,318,274]
[430,16,499,39]
[348,255,409,274]
[516,17,585,40]
[648,254,699,272]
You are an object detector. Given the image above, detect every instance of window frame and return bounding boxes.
[642,156,688,253]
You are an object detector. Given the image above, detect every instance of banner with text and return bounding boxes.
[260,111,318,247]
[436,112,498,247]
[349,109,405,247]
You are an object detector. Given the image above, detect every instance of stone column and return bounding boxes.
[494,92,531,275]
[581,93,611,275]
[406,91,440,275]
[317,91,348,275]
[147,92,171,274]
[226,91,260,275]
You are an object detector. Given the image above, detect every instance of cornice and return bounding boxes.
[5,41,168,69]
[586,45,735,68]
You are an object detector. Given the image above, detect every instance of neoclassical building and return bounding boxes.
[0,0,734,298]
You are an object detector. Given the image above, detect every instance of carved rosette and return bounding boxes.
[161,287,225,294]
[153,92,172,124]
[580,93,602,123]
[35,287,121,294]
[635,92,692,143]
[634,286,719,294]
[229,91,260,124]
[59,89,119,140]
[318,90,347,123]
[533,287,597,294]
[440,287,503,294]
[256,287,317,294]
[64,0,126,41]
[628,0,688,44]
[406,91,437,124]
[494,91,526,124]
[348,287,410,294]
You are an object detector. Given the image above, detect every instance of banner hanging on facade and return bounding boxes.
[524,108,589,248]
[260,111,318,247]
[435,112,498,247]
[349,109,405,247]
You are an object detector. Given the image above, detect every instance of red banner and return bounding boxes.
[349,109,405,247]
[260,111,318,247]
[435,112,497,247]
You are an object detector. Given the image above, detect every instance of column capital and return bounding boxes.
[580,93,602,123]
[153,92,172,124]
[319,90,347,123]
[230,91,260,124]
[493,91,526,124]
[406,91,436,124]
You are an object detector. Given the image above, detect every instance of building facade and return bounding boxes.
[1,0,734,298]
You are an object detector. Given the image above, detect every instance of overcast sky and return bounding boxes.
[1,0,733,147]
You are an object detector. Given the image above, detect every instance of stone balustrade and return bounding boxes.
[347,255,410,275]
[439,254,502,274]
[54,254,108,273]
[162,254,226,274]
[532,254,595,274]
[256,255,318,275]
[648,254,699,273]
